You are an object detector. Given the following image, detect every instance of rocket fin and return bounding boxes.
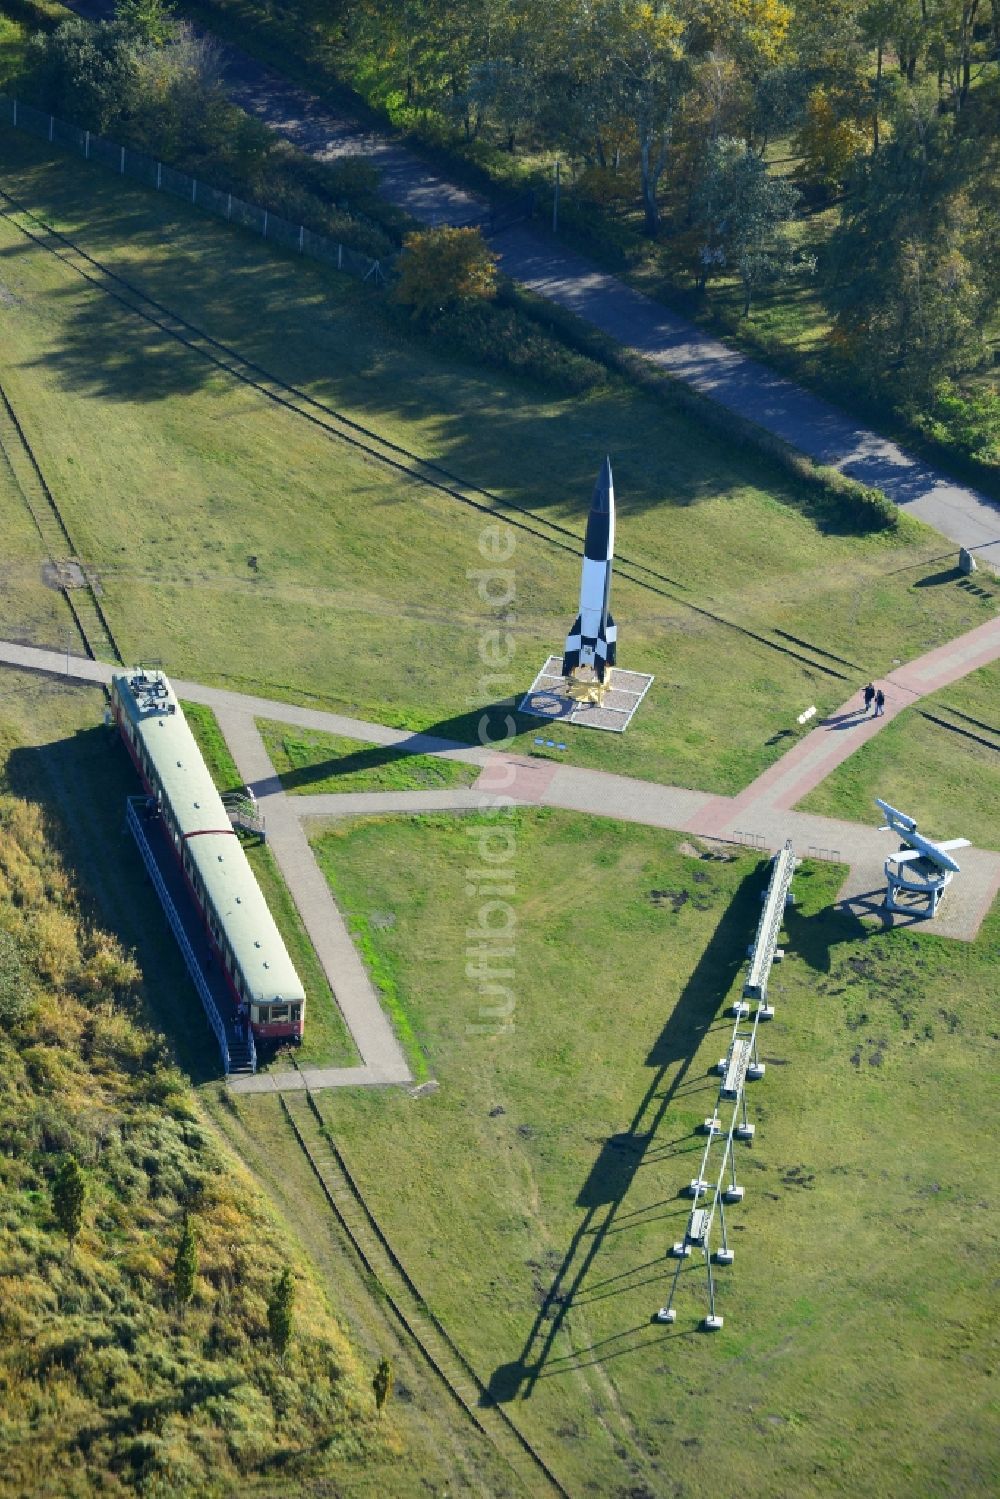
[563,613,583,676]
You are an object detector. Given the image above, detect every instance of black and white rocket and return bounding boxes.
[562,457,617,683]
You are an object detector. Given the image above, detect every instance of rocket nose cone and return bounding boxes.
[591,456,614,515]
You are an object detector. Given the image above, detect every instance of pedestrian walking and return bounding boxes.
[874,688,885,716]
[863,682,875,714]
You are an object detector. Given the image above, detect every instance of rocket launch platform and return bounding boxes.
[519,655,653,733]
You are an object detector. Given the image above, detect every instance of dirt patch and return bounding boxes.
[649,888,689,912]
[780,1165,816,1190]
[678,838,734,862]
[41,560,93,592]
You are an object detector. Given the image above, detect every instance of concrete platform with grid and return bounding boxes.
[519,656,653,733]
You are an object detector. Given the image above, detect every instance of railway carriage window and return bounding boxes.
[271,1006,289,1022]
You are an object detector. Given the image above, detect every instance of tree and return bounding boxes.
[52,1155,86,1243]
[595,0,688,238]
[267,1267,295,1358]
[373,1356,394,1417]
[115,0,177,47]
[22,19,139,132]
[173,1213,198,1308]
[394,226,498,318]
[794,85,869,187]
[692,136,801,312]
[823,88,992,404]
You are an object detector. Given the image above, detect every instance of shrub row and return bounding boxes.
[427,299,606,395]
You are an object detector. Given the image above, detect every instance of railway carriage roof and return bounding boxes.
[113,671,304,1004]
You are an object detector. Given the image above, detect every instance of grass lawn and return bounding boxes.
[258,717,479,794]
[2,128,999,801]
[303,808,1000,1498]
[182,701,357,1068]
[797,662,1000,850]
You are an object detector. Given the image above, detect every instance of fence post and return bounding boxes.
[156,161,161,190]
[298,224,304,252]
[227,192,232,221]
[12,100,16,127]
[191,178,197,205]
[262,210,268,239]
[338,243,343,270]
[49,115,54,142]
[120,145,125,175]
[84,129,89,160]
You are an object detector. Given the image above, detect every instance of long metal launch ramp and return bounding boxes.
[744,839,797,1009]
[656,841,796,1330]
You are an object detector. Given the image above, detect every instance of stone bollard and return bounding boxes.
[959,547,977,575]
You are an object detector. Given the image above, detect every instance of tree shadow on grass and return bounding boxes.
[5,722,222,1085]
[486,861,766,1405]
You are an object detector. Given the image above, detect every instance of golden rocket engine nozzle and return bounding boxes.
[565,666,611,705]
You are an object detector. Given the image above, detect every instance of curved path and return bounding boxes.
[2,623,999,1089]
[60,0,1000,557]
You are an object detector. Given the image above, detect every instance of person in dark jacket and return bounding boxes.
[874,688,885,716]
[863,682,876,714]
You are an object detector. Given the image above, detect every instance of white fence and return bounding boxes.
[0,93,391,284]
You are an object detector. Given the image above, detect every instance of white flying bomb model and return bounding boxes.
[562,457,617,684]
[875,799,970,874]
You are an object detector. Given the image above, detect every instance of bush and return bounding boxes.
[556,195,640,267]
[0,926,33,1025]
[394,226,498,319]
[319,154,379,200]
[427,300,605,394]
[915,381,1000,469]
[823,478,899,533]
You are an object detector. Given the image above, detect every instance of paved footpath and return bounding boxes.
[2,622,999,1089]
[62,0,1000,558]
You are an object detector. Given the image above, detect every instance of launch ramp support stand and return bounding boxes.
[656,843,795,1331]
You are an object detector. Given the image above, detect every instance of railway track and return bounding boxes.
[0,188,857,685]
[279,1085,569,1499]
[0,379,123,665]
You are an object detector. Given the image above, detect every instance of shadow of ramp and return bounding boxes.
[487,862,766,1406]
[576,1132,652,1209]
[913,567,964,588]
